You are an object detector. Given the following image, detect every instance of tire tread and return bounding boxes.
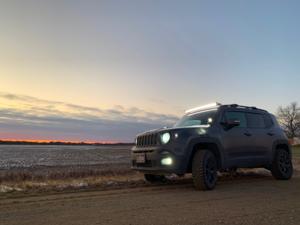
[192,150,217,190]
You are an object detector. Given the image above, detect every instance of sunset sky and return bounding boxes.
[0,0,300,142]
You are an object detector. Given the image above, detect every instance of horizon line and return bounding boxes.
[0,139,134,145]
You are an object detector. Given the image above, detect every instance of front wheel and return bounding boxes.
[192,150,218,190]
[271,149,293,180]
[144,174,166,183]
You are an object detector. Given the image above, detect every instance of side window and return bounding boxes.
[263,114,274,128]
[247,113,265,128]
[224,111,247,128]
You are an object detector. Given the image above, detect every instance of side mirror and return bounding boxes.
[221,119,240,130]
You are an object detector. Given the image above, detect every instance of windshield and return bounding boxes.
[174,110,217,127]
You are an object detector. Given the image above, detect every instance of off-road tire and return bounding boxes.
[271,148,293,180]
[144,174,166,183]
[192,150,217,190]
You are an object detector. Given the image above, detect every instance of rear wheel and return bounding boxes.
[271,148,293,180]
[144,174,166,183]
[192,150,218,190]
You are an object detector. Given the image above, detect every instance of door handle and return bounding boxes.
[244,132,252,137]
[267,132,274,136]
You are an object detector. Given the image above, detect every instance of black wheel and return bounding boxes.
[192,150,218,190]
[271,149,293,180]
[144,174,166,183]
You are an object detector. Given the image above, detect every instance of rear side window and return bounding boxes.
[263,114,274,128]
[247,113,265,128]
[224,111,247,128]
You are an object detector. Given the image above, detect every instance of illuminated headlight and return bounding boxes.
[161,157,173,165]
[160,132,171,144]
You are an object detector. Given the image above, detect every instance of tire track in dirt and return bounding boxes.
[1,177,300,225]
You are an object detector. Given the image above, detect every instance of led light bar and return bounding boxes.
[185,102,221,114]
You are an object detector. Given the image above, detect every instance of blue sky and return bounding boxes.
[0,0,299,141]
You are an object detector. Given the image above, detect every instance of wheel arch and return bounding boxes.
[185,139,224,173]
[272,140,292,159]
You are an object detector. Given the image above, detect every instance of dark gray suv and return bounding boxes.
[131,103,293,190]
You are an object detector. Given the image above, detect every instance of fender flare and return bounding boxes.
[183,136,226,171]
[271,139,291,159]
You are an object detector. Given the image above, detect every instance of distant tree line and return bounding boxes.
[277,102,300,139]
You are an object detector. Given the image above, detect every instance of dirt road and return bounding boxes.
[1,174,300,225]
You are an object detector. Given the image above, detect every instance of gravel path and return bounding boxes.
[1,176,300,225]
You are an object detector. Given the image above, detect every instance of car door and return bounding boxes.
[220,110,254,167]
[246,112,274,164]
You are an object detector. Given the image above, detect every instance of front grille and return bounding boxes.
[136,133,158,147]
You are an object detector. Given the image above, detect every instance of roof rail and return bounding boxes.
[227,104,266,112]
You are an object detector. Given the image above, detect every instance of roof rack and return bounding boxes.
[227,104,266,112]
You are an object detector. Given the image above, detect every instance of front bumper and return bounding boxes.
[131,146,186,175]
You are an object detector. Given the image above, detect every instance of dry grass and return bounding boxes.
[293,145,300,158]
[1,146,299,193]
[0,163,145,193]
[0,164,131,182]
[0,173,144,193]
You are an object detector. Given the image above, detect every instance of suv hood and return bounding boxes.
[136,125,210,137]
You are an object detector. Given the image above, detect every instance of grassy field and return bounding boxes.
[293,145,300,158]
[0,145,299,193]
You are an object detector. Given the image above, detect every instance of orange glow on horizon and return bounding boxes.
[0,138,126,144]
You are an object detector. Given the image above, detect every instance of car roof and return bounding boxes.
[184,103,269,116]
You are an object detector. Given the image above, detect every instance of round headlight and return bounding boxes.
[160,132,171,144]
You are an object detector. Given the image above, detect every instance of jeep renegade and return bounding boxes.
[131,103,293,190]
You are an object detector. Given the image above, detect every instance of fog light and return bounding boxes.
[161,157,173,165]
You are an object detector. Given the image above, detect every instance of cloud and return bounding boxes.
[0,92,179,142]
